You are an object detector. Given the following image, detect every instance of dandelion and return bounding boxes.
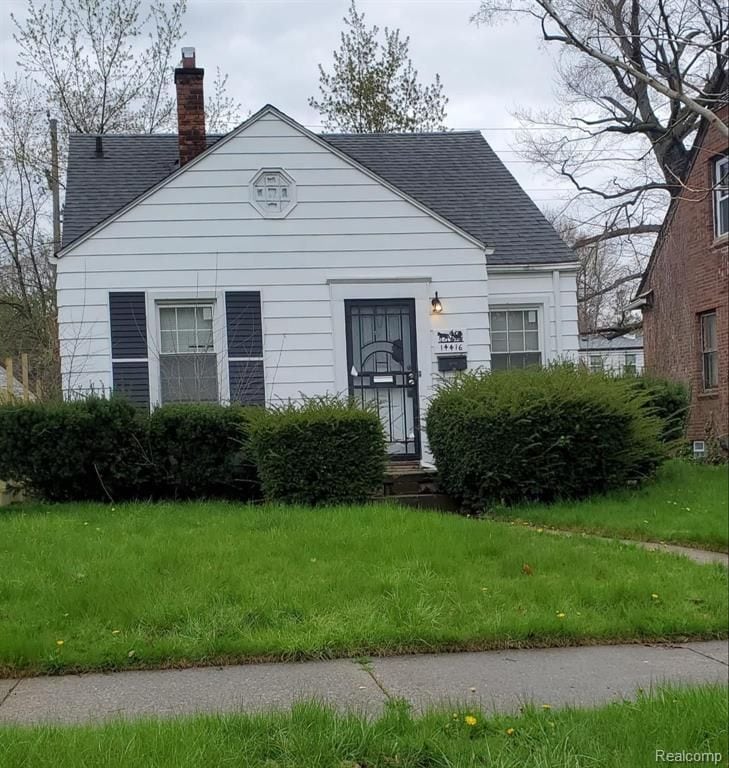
[464,715,477,726]
[56,640,64,646]
[452,713,458,720]
[556,612,566,619]
[505,727,515,736]
[651,593,659,599]
[542,704,551,710]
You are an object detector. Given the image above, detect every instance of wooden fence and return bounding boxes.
[0,354,36,402]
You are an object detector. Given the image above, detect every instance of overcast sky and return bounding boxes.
[0,0,577,209]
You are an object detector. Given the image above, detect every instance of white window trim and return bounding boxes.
[714,155,729,238]
[145,291,230,408]
[488,303,546,369]
[700,311,718,391]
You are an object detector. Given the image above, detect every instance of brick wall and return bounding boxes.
[643,105,729,443]
[174,50,206,166]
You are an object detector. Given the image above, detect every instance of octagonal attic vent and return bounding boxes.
[250,168,297,218]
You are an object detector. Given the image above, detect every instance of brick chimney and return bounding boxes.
[175,47,206,166]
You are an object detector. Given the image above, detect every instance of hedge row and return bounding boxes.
[0,397,386,505]
[426,365,666,510]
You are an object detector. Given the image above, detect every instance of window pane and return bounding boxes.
[160,354,219,403]
[177,330,197,351]
[176,307,196,330]
[491,331,508,352]
[160,329,177,354]
[508,331,525,352]
[719,199,729,236]
[507,311,524,330]
[159,307,176,331]
[704,351,718,389]
[491,353,509,371]
[702,314,717,351]
[525,331,539,351]
[490,311,507,331]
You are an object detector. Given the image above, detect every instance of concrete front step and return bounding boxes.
[388,493,459,511]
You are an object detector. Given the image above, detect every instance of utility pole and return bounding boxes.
[48,113,61,254]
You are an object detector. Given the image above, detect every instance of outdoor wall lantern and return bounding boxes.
[431,292,443,314]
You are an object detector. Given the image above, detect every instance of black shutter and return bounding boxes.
[226,291,264,405]
[109,292,149,408]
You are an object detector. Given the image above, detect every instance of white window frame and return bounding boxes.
[700,311,718,391]
[714,155,729,238]
[589,354,605,373]
[146,292,229,408]
[489,305,544,370]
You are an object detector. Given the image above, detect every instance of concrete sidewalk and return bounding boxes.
[0,641,726,726]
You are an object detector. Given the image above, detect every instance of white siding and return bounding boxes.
[487,267,579,363]
[57,111,491,460]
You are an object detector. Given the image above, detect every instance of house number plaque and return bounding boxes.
[433,329,467,355]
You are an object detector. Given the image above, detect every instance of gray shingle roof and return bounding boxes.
[579,333,644,351]
[62,125,575,265]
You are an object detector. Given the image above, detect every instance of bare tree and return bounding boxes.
[13,0,186,135]
[0,78,59,395]
[473,0,728,330]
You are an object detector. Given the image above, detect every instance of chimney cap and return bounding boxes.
[181,46,196,66]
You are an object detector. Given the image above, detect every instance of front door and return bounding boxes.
[345,299,421,460]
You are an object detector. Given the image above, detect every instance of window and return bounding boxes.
[589,354,604,373]
[700,311,718,390]
[624,352,637,374]
[715,156,729,238]
[159,304,219,403]
[490,309,541,370]
[250,168,297,218]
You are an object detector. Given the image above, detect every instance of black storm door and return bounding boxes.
[345,299,421,460]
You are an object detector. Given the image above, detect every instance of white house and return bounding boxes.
[579,333,644,375]
[55,48,579,465]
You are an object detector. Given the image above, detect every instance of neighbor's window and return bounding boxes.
[490,309,541,370]
[589,354,604,373]
[715,156,729,238]
[159,304,219,403]
[624,352,637,374]
[700,311,718,390]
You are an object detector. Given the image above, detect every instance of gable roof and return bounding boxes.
[61,106,575,266]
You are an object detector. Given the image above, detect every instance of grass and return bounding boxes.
[0,685,726,767]
[494,460,729,552]
[0,500,726,676]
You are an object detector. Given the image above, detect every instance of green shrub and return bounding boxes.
[249,397,387,505]
[148,403,259,499]
[0,397,146,502]
[426,365,664,510]
[622,375,689,444]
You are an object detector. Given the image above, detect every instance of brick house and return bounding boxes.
[634,100,728,447]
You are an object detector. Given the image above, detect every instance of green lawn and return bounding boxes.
[1,685,726,768]
[0,501,726,676]
[495,460,729,552]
